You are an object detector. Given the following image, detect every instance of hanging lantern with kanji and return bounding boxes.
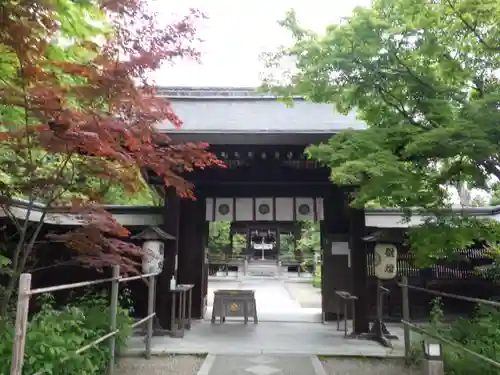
[374,243,398,280]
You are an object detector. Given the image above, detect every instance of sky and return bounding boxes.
[147,0,492,204]
[149,0,371,87]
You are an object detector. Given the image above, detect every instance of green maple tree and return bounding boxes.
[263,0,500,265]
[0,0,160,206]
[0,0,220,316]
[207,222,246,256]
[297,221,320,255]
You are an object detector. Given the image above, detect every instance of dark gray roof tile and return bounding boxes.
[155,87,366,133]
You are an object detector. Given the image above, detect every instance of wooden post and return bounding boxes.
[424,359,444,375]
[229,229,234,260]
[321,187,351,322]
[157,188,180,329]
[423,342,444,375]
[108,265,120,375]
[349,206,369,334]
[246,227,251,260]
[275,227,281,265]
[376,279,383,319]
[145,274,156,359]
[202,221,210,315]
[177,196,207,319]
[10,273,31,375]
[402,275,411,362]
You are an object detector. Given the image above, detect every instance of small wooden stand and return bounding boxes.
[169,284,194,338]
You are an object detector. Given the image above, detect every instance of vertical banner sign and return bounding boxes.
[374,243,398,280]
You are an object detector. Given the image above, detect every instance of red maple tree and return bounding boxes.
[0,0,222,314]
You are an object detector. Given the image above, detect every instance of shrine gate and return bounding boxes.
[148,86,371,333]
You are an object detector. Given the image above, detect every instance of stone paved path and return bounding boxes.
[128,320,405,356]
[127,277,406,357]
[205,278,322,323]
[199,355,325,375]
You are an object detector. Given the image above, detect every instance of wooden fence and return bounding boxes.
[207,253,317,275]
[366,248,498,320]
[400,276,500,372]
[10,265,158,375]
[367,248,494,280]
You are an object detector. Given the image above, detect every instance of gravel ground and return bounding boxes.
[117,355,205,375]
[321,358,420,375]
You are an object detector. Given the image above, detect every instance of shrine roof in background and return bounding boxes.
[155,86,366,145]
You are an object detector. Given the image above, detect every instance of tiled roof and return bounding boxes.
[155,87,366,133]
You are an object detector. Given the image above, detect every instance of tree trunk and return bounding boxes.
[0,274,18,318]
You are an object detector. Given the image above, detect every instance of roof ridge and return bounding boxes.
[157,86,259,90]
[155,86,302,99]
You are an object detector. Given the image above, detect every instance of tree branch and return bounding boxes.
[373,82,429,130]
[0,204,22,234]
[445,0,499,51]
[388,49,439,94]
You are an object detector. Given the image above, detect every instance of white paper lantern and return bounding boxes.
[142,240,164,274]
[374,243,398,280]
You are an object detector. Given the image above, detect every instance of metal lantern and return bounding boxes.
[142,241,164,274]
[422,341,443,360]
[374,243,398,280]
[131,226,175,274]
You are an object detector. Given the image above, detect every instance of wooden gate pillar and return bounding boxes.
[321,187,351,322]
[349,206,369,334]
[321,186,369,333]
[156,187,180,329]
[177,192,207,319]
[202,220,209,316]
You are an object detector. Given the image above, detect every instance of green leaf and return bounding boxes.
[0,255,10,267]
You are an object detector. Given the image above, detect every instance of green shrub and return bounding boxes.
[441,305,500,375]
[0,290,133,375]
[412,297,500,375]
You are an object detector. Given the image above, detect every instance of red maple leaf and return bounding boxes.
[0,0,223,284]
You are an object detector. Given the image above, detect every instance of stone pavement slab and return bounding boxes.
[205,278,322,322]
[129,277,408,359]
[126,321,406,357]
[204,305,322,323]
[282,281,321,309]
[198,355,325,375]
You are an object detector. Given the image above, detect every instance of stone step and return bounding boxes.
[247,264,279,277]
